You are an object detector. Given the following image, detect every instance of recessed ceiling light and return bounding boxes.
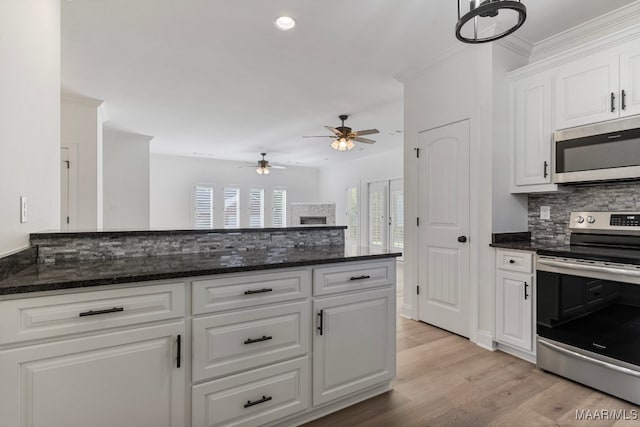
[274,16,296,31]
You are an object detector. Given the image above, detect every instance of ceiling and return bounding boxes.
[61,0,635,166]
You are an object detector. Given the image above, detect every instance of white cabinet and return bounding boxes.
[511,74,556,192]
[495,250,534,356]
[620,39,640,117]
[555,51,620,129]
[0,321,186,427]
[312,287,395,406]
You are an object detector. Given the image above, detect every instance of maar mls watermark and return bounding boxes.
[576,409,638,421]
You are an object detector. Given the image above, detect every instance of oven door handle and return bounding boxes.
[537,258,640,278]
[538,338,640,378]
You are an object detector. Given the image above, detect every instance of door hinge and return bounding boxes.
[64,160,70,169]
[416,285,420,295]
[414,148,420,158]
[416,217,420,226]
[66,216,70,224]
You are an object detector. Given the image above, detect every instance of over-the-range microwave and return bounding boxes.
[554,115,640,184]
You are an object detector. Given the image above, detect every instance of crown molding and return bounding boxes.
[529,0,640,63]
[395,24,531,84]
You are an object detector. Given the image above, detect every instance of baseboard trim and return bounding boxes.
[400,303,413,319]
[475,329,496,351]
[266,382,392,427]
[496,343,536,364]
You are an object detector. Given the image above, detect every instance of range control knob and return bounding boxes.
[575,216,585,224]
[587,216,596,224]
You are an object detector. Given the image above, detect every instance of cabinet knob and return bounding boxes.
[509,259,515,264]
[457,236,467,243]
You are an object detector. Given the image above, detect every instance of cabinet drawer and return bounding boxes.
[192,357,309,427]
[192,269,310,315]
[0,282,185,345]
[192,301,309,381]
[312,260,395,296]
[496,250,533,273]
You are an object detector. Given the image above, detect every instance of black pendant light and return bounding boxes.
[456,0,527,44]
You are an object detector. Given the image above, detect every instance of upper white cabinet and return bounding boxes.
[620,39,640,117]
[555,51,620,130]
[512,74,554,189]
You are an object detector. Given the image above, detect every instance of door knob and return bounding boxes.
[457,236,467,243]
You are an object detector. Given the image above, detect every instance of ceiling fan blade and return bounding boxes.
[302,135,335,138]
[354,129,380,136]
[325,126,342,136]
[270,165,287,169]
[353,137,376,144]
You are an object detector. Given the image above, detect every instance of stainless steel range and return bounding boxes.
[536,212,640,405]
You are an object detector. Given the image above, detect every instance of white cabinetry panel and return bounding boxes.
[620,39,640,117]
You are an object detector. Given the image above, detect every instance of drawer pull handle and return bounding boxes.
[244,335,273,345]
[509,259,515,264]
[350,275,371,281]
[244,395,272,408]
[78,307,124,317]
[244,288,273,295]
[176,334,182,368]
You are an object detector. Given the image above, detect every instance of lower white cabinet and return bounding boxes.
[312,287,396,406]
[0,321,186,427]
[495,271,532,351]
[192,357,310,427]
[495,249,534,356]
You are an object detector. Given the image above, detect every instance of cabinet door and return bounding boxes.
[313,287,395,406]
[620,39,640,117]
[0,322,186,427]
[513,74,553,186]
[555,52,620,129]
[496,271,532,352]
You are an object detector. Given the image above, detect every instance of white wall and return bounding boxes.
[103,129,152,229]
[402,42,528,344]
[0,0,60,256]
[61,95,104,230]
[150,154,320,229]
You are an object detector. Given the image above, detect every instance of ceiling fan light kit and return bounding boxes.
[303,114,379,152]
[456,0,526,44]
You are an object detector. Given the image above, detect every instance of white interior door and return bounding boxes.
[368,181,389,249]
[389,179,404,257]
[61,148,69,231]
[417,120,470,338]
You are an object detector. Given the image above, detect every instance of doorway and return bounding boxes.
[367,179,404,255]
[417,120,470,338]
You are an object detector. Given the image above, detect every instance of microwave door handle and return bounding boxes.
[537,258,640,278]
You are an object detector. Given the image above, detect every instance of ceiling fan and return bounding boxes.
[303,115,379,151]
[250,153,286,175]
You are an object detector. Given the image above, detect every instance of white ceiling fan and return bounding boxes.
[246,153,286,175]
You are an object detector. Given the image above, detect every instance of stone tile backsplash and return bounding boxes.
[528,181,640,245]
[33,228,345,263]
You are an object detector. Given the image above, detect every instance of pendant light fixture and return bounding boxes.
[456,0,526,44]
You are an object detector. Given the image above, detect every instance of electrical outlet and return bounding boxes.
[20,196,27,223]
[540,205,550,220]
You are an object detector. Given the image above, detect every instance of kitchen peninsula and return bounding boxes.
[0,226,401,427]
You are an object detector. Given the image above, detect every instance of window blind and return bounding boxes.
[223,187,240,228]
[249,188,264,228]
[194,185,213,229]
[272,189,287,227]
[346,187,359,242]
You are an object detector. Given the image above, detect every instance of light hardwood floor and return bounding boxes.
[305,263,639,427]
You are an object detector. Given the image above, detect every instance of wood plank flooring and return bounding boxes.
[304,263,639,427]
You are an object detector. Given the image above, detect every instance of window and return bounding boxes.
[223,187,240,228]
[391,185,404,250]
[194,185,213,229]
[248,188,264,228]
[272,189,287,227]
[369,190,384,246]
[346,186,359,244]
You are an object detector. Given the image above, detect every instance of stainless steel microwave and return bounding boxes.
[554,116,640,184]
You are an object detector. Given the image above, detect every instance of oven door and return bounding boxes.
[536,257,640,366]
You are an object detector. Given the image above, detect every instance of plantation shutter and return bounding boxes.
[194,185,213,229]
[249,188,264,228]
[346,186,359,243]
[272,189,287,227]
[223,187,240,228]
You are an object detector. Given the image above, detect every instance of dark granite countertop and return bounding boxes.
[489,241,541,251]
[0,245,401,296]
[489,231,553,252]
[30,226,347,239]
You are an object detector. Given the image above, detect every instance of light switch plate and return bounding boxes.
[540,205,550,220]
[20,196,27,223]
